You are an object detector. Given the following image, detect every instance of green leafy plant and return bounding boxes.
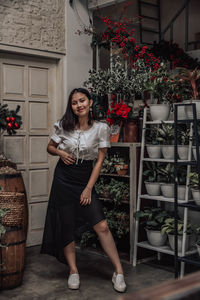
[134,207,170,231]
[105,208,129,240]
[189,172,200,190]
[177,127,190,145]
[108,178,129,205]
[156,123,174,145]
[143,161,160,182]
[161,218,195,235]
[79,230,98,249]
[158,163,174,183]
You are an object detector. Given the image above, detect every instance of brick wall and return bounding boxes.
[0,0,65,53]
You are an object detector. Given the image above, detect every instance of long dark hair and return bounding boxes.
[60,88,93,131]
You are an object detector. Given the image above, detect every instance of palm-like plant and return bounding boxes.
[176,67,200,101]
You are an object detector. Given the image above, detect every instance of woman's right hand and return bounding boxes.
[59,150,76,165]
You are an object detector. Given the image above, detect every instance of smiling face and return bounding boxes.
[71,92,93,118]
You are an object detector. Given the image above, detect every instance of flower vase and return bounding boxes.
[110,123,121,143]
[123,120,138,143]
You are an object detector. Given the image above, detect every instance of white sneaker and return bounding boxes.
[112,272,126,292]
[68,273,80,290]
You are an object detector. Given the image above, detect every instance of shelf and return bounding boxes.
[143,158,197,165]
[139,194,192,203]
[178,254,200,266]
[99,197,129,204]
[145,120,174,124]
[111,142,140,147]
[100,173,130,178]
[178,201,200,211]
[137,241,197,257]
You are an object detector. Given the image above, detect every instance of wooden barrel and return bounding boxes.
[0,172,28,238]
[0,227,26,290]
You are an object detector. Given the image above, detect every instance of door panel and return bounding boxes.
[0,54,58,246]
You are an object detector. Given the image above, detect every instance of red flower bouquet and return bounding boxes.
[106,100,131,126]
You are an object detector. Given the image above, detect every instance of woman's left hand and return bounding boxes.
[80,187,92,206]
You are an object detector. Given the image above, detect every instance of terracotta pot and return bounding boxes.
[114,164,128,175]
[123,120,138,142]
[110,123,121,143]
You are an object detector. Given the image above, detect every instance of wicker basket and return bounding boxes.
[0,192,25,226]
[0,159,17,169]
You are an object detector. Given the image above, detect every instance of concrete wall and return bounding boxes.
[0,0,65,53]
[160,0,200,49]
[65,1,93,103]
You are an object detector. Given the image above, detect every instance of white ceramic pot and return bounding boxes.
[196,243,200,256]
[184,100,200,120]
[161,145,174,159]
[192,146,200,161]
[145,181,161,196]
[173,104,188,120]
[146,145,162,159]
[168,234,190,252]
[178,145,189,160]
[149,104,170,121]
[177,185,192,200]
[146,229,167,247]
[161,183,174,198]
[191,189,200,205]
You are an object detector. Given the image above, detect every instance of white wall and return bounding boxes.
[64,0,93,109]
[161,0,200,50]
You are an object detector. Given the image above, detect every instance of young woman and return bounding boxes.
[41,88,126,292]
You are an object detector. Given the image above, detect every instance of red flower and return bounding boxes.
[5,116,10,122]
[7,122,12,128]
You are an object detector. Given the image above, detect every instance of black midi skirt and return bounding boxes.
[40,158,105,264]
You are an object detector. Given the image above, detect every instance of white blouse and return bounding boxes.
[51,121,111,162]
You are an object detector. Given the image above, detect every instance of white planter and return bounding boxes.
[145,181,161,196]
[178,185,192,200]
[146,144,162,159]
[196,243,200,256]
[184,100,200,120]
[146,229,167,247]
[192,146,200,161]
[191,189,200,205]
[161,183,174,198]
[161,145,174,159]
[178,145,189,160]
[149,104,170,121]
[168,234,190,252]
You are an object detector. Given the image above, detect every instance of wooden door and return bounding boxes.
[0,53,58,246]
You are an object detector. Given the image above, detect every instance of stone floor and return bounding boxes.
[0,246,174,300]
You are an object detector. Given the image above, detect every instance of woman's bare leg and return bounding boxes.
[64,241,78,274]
[93,220,123,274]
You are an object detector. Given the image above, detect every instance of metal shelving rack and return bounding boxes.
[100,142,140,263]
[174,103,200,278]
[133,105,199,275]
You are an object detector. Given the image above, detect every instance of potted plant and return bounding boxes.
[101,154,115,174]
[143,162,161,196]
[176,68,200,119]
[108,178,129,205]
[144,64,173,121]
[134,207,170,246]
[95,178,110,199]
[161,218,195,252]
[189,172,200,205]
[156,124,174,159]
[145,126,162,159]
[177,127,190,160]
[158,163,174,198]
[112,155,128,176]
[177,166,191,201]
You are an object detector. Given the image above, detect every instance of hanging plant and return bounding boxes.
[0,104,22,136]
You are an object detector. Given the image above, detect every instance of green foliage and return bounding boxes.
[189,172,200,190]
[101,153,127,174]
[161,218,195,235]
[158,163,174,183]
[134,207,170,231]
[79,230,97,249]
[104,208,129,240]
[156,123,174,145]
[177,127,190,145]
[143,161,160,182]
